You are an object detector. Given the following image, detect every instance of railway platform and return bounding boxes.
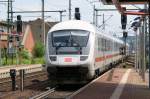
[70,68,150,99]
[0,64,43,79]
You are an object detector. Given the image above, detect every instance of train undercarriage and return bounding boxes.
[47,66,89,84]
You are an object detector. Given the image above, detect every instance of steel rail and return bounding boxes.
[0,71,46,85]
[29,88,55,99]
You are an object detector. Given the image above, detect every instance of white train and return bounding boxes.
[45,20,128,83]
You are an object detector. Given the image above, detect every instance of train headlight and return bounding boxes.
[49,56,57,61]
[80,56,88,61]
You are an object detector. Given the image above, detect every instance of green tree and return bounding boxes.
[33,42,45,58]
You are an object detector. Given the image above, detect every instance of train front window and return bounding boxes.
[52,30,89,47]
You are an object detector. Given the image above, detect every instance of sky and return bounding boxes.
[0,0,144,37]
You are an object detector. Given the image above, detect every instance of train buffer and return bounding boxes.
[69,68,150,99]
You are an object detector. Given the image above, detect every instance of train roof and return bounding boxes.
[49,20,125,45]
[49,20,95,33]
[96,29,124,44]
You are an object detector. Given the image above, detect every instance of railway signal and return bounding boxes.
[74,8,80,20]
[123,31,128,38]
[121,7,127,30]
[10,69,17,91]
[16,15,22,47]
[16,15,22,34]
[123,31,128,62]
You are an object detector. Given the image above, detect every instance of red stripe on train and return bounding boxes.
[95,53,120,62]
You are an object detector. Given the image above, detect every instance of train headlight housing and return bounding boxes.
[80,56,88,61]
[49,56,57,61]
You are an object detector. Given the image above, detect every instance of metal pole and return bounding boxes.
[141,17,145,81]
[103,13,105,30]
[95,10,98,26]
[10,0,13,22]
[135,29,138,71]
[41,0,45,45]
[95,8,139,11]
[145,4,148,73]
[0,34,1,66]
[11,10,66,13]
[7,0,10,33]
[125,36,126,60]
[60,11,63,22]
[148,1,150,89]
[93,5,95,25]
[20,69,25,91]
[69,0,71,20]
[137,29,140,72]
[7,0,10,64]
[139,22,142,76]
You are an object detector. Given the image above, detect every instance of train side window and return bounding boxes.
[115,43,117,51]
[106,39,110,51]
[110,41,112,51]
[101,38,105,51]
[108,41,110,51]
[105,39,107,51]
[98,37,101,51]
[106,40,108,51]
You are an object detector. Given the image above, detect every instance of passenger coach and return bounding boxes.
[45,20,128,83]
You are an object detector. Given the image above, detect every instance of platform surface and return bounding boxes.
[71,68,150,99]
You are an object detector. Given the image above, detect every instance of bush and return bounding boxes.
[20,49,31,59]
[31,57,45,64]
[33,42,45,58]
[21,59,31,64]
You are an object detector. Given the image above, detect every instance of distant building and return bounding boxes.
[22,18,57,53]
[0,21,9,48]
[0,19,57,53]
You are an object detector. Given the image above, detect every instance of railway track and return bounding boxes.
[29,84,85,99]
[0,71,47,91]
[125,54,135,67]
[30,87,55,99]
[0,56,135,99]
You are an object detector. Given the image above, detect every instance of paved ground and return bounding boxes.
[71,68,150,99]
[120,69,149,99]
